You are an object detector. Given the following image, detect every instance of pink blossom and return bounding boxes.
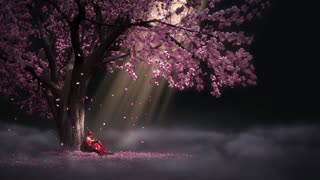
[0,0,270,121]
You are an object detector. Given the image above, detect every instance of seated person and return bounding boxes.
[81,130,110,156]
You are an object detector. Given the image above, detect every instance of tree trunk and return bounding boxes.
[54,53,88,150]
[58,99,85,150]
[51,23,127,150]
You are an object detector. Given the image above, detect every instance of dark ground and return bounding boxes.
[0,122,320,180]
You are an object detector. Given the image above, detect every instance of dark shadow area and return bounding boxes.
[162,0,320,129]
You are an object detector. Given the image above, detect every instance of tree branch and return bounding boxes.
[40,35,58,82]
[28,2,59,83]
[166,33,186,50]
[58,48,73,72]
[85,18,199,33]
[45,0,72,25]
[84,18,123,27]
[94,53,129,67]
[147,19,199,33]
[88,24,129,68]
[70,0,86,61]
[25,65,61,93]
[91,1,105,40]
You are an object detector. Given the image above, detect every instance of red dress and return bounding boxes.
[83,136,107,156]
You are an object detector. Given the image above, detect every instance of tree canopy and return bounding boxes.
[0,0,270,119]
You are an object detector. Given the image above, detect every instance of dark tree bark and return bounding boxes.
[56,68,88,149]
[58,99,85,150]
[50,51,89,150]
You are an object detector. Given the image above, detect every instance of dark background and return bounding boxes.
[0,0,319,129]
[167,0,320,129]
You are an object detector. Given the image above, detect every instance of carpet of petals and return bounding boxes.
[1,151,192,168]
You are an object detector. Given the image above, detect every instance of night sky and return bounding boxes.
[1,0,319,128]
[165,0,320,129]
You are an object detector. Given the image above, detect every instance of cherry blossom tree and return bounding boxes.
[0,0,270,149]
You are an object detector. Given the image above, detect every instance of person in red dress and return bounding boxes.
[81,129,112,156]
